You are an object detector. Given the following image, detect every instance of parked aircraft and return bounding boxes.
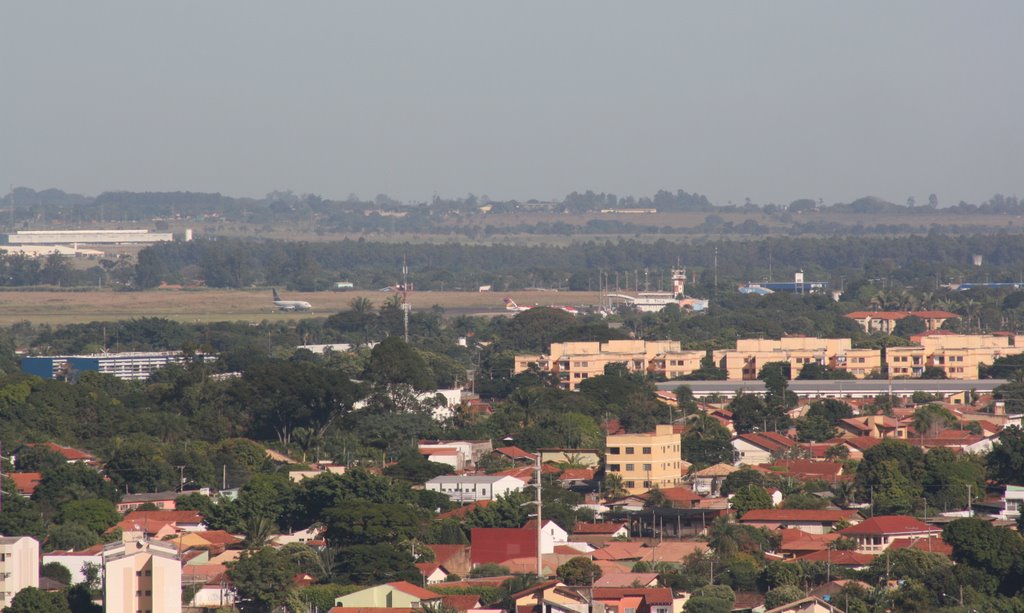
[272,288,312,311]
[503,297,578,315]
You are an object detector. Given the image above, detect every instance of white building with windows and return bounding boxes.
[424,475,525,502]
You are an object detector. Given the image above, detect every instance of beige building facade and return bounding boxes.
[104,538,181,613]
[605,425,683,495]
[0,536,39,608]
[516,334,1022,384]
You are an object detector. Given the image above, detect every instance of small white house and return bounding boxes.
[425,475,525,502]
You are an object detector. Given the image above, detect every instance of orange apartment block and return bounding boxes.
[605,425,683,495]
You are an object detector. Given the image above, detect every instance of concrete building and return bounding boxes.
[514,340,683,390]
[424,475,526,502]
[605,425,684,495]
[22,351,213,381]
[845,310,960,334]
[0,536,39,608]
[103,538,181,613]
[418,440,493,471]
[2,229,173,245]
[335,581,442,609]
[723,337,853,381]
[519,334,1024,384]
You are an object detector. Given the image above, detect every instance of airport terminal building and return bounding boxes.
[22,351,212,381]
[1,229,174,245]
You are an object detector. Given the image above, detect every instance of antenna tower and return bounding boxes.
[402,255,410,343]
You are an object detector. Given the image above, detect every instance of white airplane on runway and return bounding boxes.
[272,288,312,311]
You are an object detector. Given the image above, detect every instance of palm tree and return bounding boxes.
[603,473,627,500]
[242,515,277,550]
[349,296,374,314]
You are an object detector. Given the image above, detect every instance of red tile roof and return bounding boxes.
[421,447,460,456]
[559,468,595,481]
[441,595,483,611]
[766,460,843,480]
[385,581,441,600]
[9,472,42,496]
[437,500,491,520]
[740,509,859,523]
[331,608,413,613]
[194,530,242,546]
[889,536,953,556]
[737,432,798,452]
[494,446,536,461]
[29,442,94,461]
[839,515,938,537]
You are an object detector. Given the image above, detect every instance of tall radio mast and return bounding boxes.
[402,255,410,343]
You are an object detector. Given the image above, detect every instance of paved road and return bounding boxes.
[655,379,1007,398]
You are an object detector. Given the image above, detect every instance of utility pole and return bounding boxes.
[714,246,718,292]
[535,453,543,578]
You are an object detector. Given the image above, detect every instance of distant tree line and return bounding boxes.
[129,232,1024,294]
[4,187,1024,239]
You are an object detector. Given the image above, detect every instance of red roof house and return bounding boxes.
[839,515,941,554]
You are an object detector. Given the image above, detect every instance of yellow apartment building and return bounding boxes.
[104,538,181,613]
[514,340,681,390]
[605,425,684,495]
[832,347,884,378]
[652,349,712,380]
[723,337,852,380]
[516,334,1022,385]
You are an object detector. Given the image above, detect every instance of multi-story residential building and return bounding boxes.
[514,340,681,390]
[517,334,1024,385]
[722,337,853,381]
[845,310,960,334]
[104,538,181,613]
[0,536,39,608]
[605,425,683,495]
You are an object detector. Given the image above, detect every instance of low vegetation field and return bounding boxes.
[0,288,606,325]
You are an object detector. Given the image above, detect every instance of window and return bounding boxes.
[625,447,634,454]
[609,464,620,471]
[625,481,635,488]
[625,464,635,471]
[642,447,651,454]
[643,463,652,471]
[609,447,620,455]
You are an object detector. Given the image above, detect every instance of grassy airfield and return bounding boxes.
[0,288,606,325]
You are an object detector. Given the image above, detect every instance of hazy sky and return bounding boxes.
[2,2,1022,206]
